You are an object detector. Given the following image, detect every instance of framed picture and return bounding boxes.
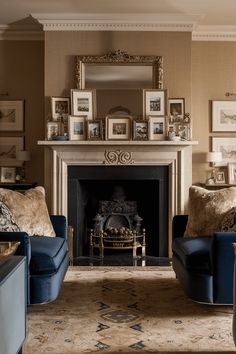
[87,120,103,140]
[46,121,60,140]
[212,137,236,166]
[71,89,96,119]
[176,123,190,141]
[106,116,131,140]
[133,119,148,140]
[51,97,70,121]
[228,163,236,184]
[0,100,24,131]
[169,98,185,121]
[0,167,16,183]
[143,89,168,118]
[68,116,86,141]
[212,100,236,132]
[0,137,24,166]
[215,171,226,184]
[149,116,166,141]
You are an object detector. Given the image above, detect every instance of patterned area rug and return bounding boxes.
[24,267,235,353]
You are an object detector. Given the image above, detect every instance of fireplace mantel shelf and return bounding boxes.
[38,140,198,146]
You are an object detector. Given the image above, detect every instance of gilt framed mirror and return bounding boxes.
[74,50,163,118]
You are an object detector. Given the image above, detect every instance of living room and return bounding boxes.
[1,0,236,353]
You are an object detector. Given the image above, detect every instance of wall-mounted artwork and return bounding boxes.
[212,137,236,166]
[212,100,236,131]
[0,100,24,131]
[0,137,24,166]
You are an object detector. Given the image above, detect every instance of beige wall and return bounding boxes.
[191,41,236,183]
[44,31,192,114]
[3,33,236,192]
[0,40,44,185]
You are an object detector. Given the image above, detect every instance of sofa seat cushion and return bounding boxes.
[30,236,67,275]
[172,237,212,273]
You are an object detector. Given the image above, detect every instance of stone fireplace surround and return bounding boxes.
[38,140,197,256]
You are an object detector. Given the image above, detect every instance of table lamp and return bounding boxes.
[206,151,222,182]
[16,150,31,182]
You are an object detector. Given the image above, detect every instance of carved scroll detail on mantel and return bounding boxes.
[103,150,134,165]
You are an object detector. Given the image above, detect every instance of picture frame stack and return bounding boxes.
[0,100,25,183]
[47,89,191,142]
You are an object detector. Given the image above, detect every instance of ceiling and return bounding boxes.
[1,0,236,28]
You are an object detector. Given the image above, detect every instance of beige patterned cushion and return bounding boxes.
[184,186,236,238]
[220,206,236,232]
[0,186,55,237]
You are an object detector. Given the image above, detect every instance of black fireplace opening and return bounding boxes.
[68,165,168,260]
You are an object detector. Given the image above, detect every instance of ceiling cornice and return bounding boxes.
[32,13,201,32]
[0,25,43,40]
[192,25,236,41]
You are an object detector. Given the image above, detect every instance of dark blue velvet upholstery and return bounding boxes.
[172,215,236,304]
[0,215,69,304]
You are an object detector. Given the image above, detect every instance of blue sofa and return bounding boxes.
[172,215,236,304]
[0,215,69,304]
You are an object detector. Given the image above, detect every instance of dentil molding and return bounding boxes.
[32,13,201,32]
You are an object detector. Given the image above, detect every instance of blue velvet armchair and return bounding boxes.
[172,215,236,304]
[0,215,69,304]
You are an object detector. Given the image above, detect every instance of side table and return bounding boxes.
[0,256,26,354]
[0,182,37,191]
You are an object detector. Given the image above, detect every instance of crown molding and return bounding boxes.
[192,25,236,41]
[0,25,43,40]
[32,13,202,32]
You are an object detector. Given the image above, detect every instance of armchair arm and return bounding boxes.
[50,215,67,239]
[211,232,236,304]
[172,215,188,239]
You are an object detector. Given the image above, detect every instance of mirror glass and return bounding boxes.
[85,65,153,89]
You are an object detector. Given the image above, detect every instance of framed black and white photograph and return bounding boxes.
[0,167,16,183]
[215,171,226,184]
[176,123,190,141]
[0,137,24,166]
[68,116,86,141]
[228,163,236,184]
[87,120,103,140]
[169,98,185,122]
[51,97,70,121]
[46,121,60,140]
[106,116,131,140]
[0,100,24,131]
[71,89,96,119]
[212,100,236,131]
[149,116,166,140]
[212,137,236,166]
[143,89,167,118]
[133,119,148,140]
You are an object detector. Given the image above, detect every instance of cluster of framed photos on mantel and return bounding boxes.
[208,100,236,185]
[47,89,192,142]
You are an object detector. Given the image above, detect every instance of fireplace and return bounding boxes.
[68,165,168,258]
[38,140,197,257]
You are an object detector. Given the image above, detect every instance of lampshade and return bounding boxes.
[206,151,222,163]
[16,150,31,161]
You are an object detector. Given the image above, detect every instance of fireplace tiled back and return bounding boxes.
[68,165,168,258]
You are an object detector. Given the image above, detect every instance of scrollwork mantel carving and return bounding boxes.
[103,150,134,165]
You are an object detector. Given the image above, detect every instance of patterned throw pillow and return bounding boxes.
[0,201,20,232]
[0,186,55,237]
[184,186,236,238]
[220,207,236,232]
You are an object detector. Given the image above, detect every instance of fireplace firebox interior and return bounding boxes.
[68,165,168,261]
